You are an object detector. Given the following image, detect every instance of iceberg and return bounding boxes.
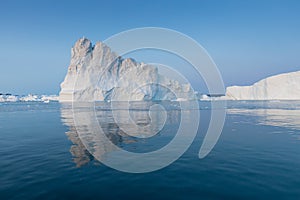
[0,94,58,102]
[0,94,18,102]
[59,38,195,102]
[226,71,300,100]
[19,94,39,102]
[40,95,59,102]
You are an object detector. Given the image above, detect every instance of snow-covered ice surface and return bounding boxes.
[59,38,195,102]
[0,94,58,102]
[226,71,300,100]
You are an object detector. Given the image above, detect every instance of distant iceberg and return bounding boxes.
[0,94,58,102]
[225,71,300,100]
[59,38,195,102]
[0,94,18,102]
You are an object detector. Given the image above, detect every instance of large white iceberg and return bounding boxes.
[226,71,300,100]
[59,38,195,102]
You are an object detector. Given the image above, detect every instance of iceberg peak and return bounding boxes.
[71,37,92,58]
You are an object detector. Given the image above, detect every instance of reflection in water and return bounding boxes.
[60,104,94,167]
[60,101,184,167]
[228,108,300,131]
[61,100,300,167]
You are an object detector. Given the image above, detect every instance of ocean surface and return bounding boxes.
[1,101,300,199]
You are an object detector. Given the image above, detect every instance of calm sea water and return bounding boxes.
[1,101,300,199]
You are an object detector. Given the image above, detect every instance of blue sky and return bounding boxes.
[0,0,300,94]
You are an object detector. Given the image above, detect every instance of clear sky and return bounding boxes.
[0,0,300,94]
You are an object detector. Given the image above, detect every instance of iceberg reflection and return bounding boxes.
[60,104,94,167]
[60,101,187,167]
[228,107,300,131]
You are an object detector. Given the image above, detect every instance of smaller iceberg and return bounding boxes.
[225,70,300,100]
[0,94,59,102]
[0,94,18,102]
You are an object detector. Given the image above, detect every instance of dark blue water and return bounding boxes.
[1,101,300,199]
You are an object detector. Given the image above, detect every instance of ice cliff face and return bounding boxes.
[59,38,194,102]
[226,71,300,100]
